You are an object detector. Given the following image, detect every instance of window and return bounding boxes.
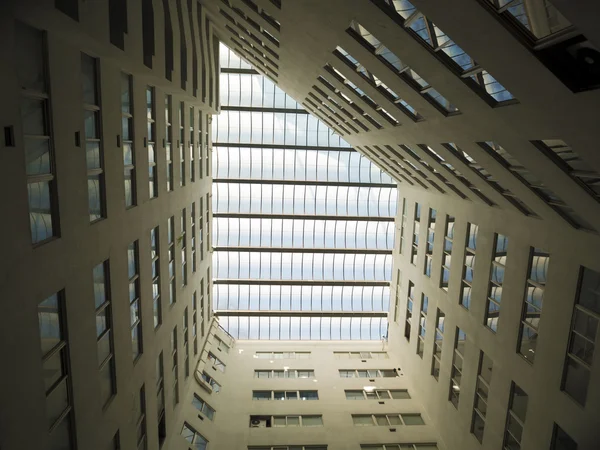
[424,209,436,276]
[156,353,165,441]
[399,199,407,254]
[82,53,105,222]
[460,223,478,310]
[561,266,599,406]
[361,445,437,450]
[121,72,136,207]
[375,0,514,105]
[256,351,310,359]
[344,21,461,114]
[410,204,421,264]
[183,308,189,378]
[440,216,455,291]
[486,234,508,332]
[151,227,161,329]
[179,101,186,187]
[481,141,591,230]
[334,352,388,359]
[551,424,578,450]
[352,413,425,426]
[405,281,415,341]
[481,0,598,93]
[38,292,75,449]
[93,261,116,407]
[254,369,316,378]
[17,22,60,244]
[199,196,204,261]
[251,415,323,428]
[471,351,493,443]
[345,389,410,400]
[432,308,445,380]
[181,423,208,450]
[200,372,221,393]
[192,394,215,420]
[135,386,147,450]
[394,269,402,323]
[534,139,600,201]
[171,327,179,406]
[189,107,195,182]
[449,328,466,408]
[417,294,428,357]
[248,447,327,450]
[191,203,196,273]
[253,390,319,400]
[192,291,198,355]
[339,369,399,378]
[128,241,142,361]
[208,352,226,372]
[168,216,176,304]
[443,142,534,215]
[518,247,549,364]
[214,336,231,353]
[147,87,158,198]
[181,208,187,286]
[165,94,173,191]
[503,383,528,450]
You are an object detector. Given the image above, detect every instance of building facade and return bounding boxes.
[1,0,599,450]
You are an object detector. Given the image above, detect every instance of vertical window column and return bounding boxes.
[518,248,549,364]
[424,208,436,276]
[204,114,210,177]
[198,110,204,179]
[38,292,75,449]
[441,215,455,291]
[410,203,421,264]
[199,197,204,261]
[17,23,59,244]
[183,307,190,377]
[417,294,428,357]
[200,279,205,337]
[121,73,136,207]
[504,383,528,450]
[449,328,466,408]
[431,308,445,380]
[405,281,415,341]
[157,353,166,446]
[192,291,198,355]
[82,53,105,222]
[399,198,407,254]
[93,261,116,406]
[128,241,143,361]
[191,203,197,273]
[460,223,478,310]
[151,227,161,329]
[205,193,211,250]
[147,87,158,198]
[190,106,195,182]
[135,386,147,450]
[486,234,508,332]
[181,208,187,287]
[171,327,179,406]
[168,216,176,305]
[471,351,493,443]
[393,269,402,323]
[179,101,185,187]
[165,95,173,191]
[561,266,600,406]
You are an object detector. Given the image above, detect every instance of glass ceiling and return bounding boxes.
[212,43,397,340]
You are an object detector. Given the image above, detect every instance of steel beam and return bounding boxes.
[214,310,388,317]
[212,213,395,222]
[213,279,390,286]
